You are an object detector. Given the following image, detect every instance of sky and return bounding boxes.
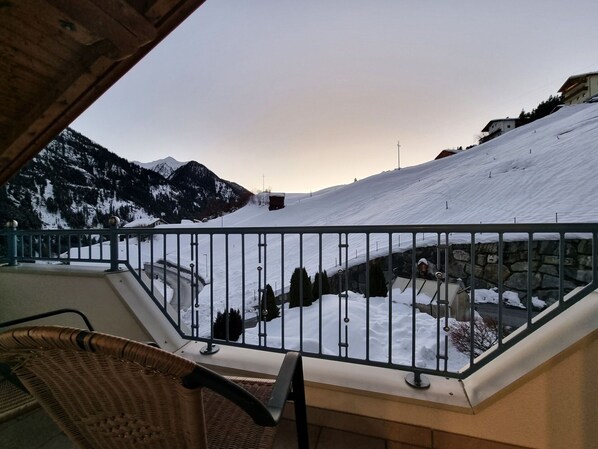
[70,0,598,193]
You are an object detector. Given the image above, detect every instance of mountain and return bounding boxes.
[133,157,187,179]
[0,128,252,229]
[212,102,598,227]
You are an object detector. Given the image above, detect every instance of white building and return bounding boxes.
[558,71,598,105]
[480,118,519,143]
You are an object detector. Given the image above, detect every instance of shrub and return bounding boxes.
[260,284,280,321]
[449,317,509,357]
[289,267,313,308]
[312,270,331,300]
[213,308,243,341]
[368,261,388,297]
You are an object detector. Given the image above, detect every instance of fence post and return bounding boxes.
[107,216,120,272]
[5,219,18,266]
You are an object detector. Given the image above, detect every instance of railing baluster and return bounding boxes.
[280,233,285,350]
[469,233,476,368]
[299,232,304,353]
[498,233,504,348]
[241,234,246,345]
[527,233,533,327]
[559,232,565,304]
[318,232,323,356]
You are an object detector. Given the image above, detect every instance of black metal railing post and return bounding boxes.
[5,219,18,266]
[107,216,120,272]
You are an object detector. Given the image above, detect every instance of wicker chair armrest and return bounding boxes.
[265,352,303,421]
[182,352,306,427]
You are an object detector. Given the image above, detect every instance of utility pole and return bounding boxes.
[397,140,401,170]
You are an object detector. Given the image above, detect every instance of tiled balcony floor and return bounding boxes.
[1,400,534,448]
[1,407,385,449]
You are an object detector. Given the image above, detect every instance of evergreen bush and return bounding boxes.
[213,308,243,341]
[368,261,388,297]
[312,270,331,300]
[260,284,280,321]
[289,267,313,308]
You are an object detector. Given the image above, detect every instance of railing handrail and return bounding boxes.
[4,222,598,235]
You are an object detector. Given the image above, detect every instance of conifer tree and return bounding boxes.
[213,308,243,341]
[289,267,313,308]
[260,284,280,321]
[312,270,331,300]
[368,261,388,297]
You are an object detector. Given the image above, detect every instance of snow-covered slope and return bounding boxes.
[214,103,598,227]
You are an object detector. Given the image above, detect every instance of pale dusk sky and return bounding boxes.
[71,0,598,193]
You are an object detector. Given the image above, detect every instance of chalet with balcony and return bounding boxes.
[558,71,598,105]
[479,118,519,144]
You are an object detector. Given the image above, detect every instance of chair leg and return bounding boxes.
[292,358,309,449]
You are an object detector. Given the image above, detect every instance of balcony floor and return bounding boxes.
[1,407,386,449]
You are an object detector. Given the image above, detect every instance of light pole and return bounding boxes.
[203,253,208,276]
[397,140,401,170]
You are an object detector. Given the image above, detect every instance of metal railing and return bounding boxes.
[2,221,597,386]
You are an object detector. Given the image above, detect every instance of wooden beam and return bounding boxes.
[50,0,157,59]
[11,0,101,47]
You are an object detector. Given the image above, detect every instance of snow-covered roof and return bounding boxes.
[481,118,518,132]
[123,217,165,228]
[558,71,598,93]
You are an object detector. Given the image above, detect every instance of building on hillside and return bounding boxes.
[123,217,168,229]
[268,193,285,210]
[122,217,168,241]
[479,118,519,144]
[435,148,463,160]
[558,71,598,105]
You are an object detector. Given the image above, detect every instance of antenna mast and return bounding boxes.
[397,140,401,170]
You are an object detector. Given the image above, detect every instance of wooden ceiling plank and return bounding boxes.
[12,0,100,47]
[94,0,157,40]
[0,15,78,68]
[0,42,66,81]
[145,0,181,24]
[0,51,114,167]
[50,0,156,58]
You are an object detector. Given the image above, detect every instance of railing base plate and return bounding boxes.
[405,372,430,389]
[200,344,220,355]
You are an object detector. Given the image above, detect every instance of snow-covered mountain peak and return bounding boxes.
[133,156,188,179]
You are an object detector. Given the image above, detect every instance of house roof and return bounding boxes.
[481,118,518,133]
[558,71,598,94]
[0,0,206,187]
[123,217,166,228]
[434,149,462,160]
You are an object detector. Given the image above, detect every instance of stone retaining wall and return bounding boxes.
[328,239,593,305]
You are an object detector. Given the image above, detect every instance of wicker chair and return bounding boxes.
[0,326,308,449]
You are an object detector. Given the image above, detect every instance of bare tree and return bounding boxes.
[449,317,508,357]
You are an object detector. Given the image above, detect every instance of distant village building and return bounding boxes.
[435,148,463,160]
[268,193,285,211]
[122,217,168,240]
[123,217,168,228]
[558,71,598,105]
[479,118,519,143]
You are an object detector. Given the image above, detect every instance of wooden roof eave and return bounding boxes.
[0,0,207,187]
